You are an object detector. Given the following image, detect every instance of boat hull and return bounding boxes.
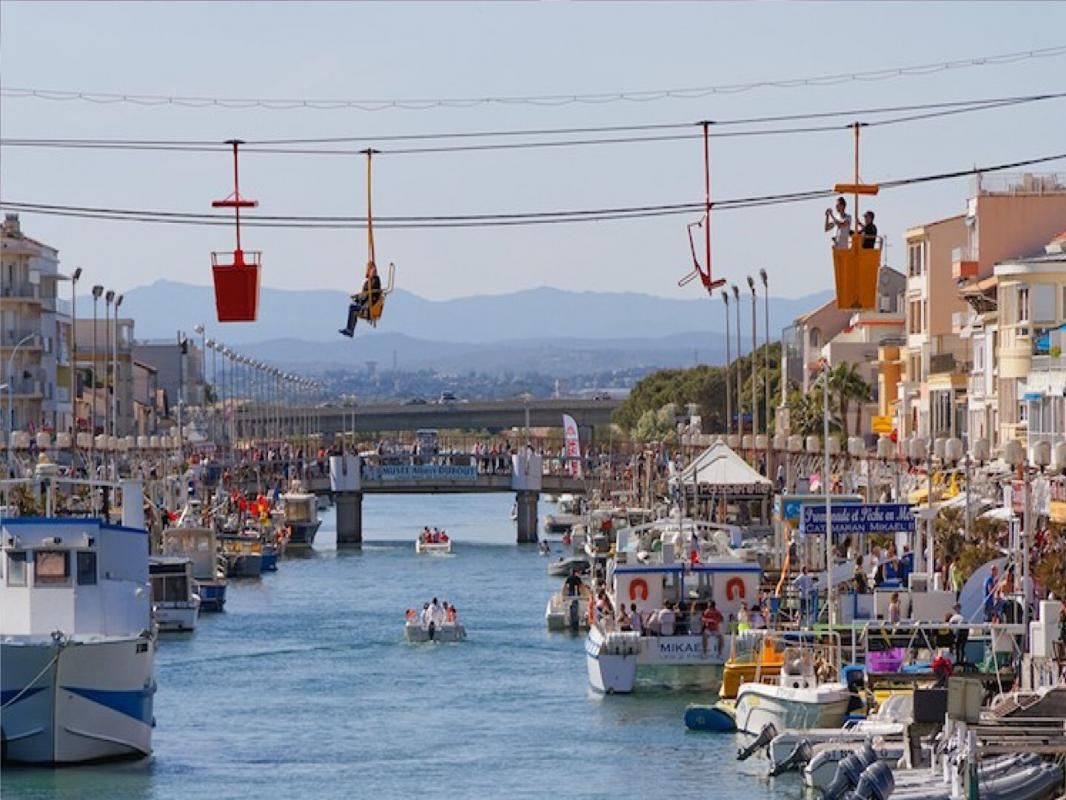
[684,701,737,732]
[196,581,227,612]
[287,520,321,548]
[586,626,727,693]
[154,598,201,632]
[225,554,262,578]
[261,550,278,572]
[1,635,155,765]
[404,623,465,643]
[734,684,851,734]
[415,540,452,554]
[545,596,589,632]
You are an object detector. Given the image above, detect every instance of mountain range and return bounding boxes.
[98,281,832,374]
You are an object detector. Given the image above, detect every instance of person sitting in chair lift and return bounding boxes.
[339,262,382,337]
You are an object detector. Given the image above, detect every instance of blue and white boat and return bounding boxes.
[149,556,201,632]
[0,475,156,764]
[161,526,227,611]
[282,490,321,548]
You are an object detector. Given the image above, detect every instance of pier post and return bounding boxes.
[335,491,363,546]
[515,490,539,544]
[329,453,363,547]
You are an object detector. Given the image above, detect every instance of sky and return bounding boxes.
[1,1,1064,302]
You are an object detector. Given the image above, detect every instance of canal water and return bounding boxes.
[2,495,798,799]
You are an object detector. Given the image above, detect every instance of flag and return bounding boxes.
[562,414,582,479]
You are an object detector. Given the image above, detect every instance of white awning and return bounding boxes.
[679,441,772,494]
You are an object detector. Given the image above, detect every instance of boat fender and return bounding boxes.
[821,751,869,800]
[849,761,893,800]
[769,738,813,777]
[737,723,778,761]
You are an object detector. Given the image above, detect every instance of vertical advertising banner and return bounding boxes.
[562,414,583,479]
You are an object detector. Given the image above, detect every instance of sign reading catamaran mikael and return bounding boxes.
[800,503,916,535]
[1,480,155,765]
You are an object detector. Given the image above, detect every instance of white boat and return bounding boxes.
[543,494,583,538]
[404,621,465,642]
[415,534,452,554]
[0,475,156,764]
[149,556,201,632]
[545,583,591,631]
[733,646,851,734]
[161,526,227,611]
[584,540,761,693]
[282,489,321,548]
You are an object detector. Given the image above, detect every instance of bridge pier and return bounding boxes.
[515,490,539,544]
[335,491,363,546]
[329,453,363,547]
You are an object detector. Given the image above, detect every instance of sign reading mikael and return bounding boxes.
[800,503,915,535]
[363,464,477,482]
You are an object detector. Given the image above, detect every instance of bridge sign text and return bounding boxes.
[363,464,478,482]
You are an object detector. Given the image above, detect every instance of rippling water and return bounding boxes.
[2,495,798,799]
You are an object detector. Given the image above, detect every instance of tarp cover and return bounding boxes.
[679,441,772,495]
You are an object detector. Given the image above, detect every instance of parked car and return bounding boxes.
[403,397,428,405]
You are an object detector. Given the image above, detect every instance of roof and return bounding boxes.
[679,441,772,491]
[903,213,966,238]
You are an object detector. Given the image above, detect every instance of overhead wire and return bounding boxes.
[3,92,1063,156]
[3,153,1063,229]
[2,44,1064,111]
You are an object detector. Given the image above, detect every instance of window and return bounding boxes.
[34,550,69,585]
[7,551,27,586]
[1018,287,1030,323]
[76,551,97,586]
[908,243,924,277]
[809,328,821,349]
[1032,284,1055,323]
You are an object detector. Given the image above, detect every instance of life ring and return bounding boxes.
[725,577,746,602]
[629,578,649,602]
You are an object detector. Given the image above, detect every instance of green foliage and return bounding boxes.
[633,403,679,443]
[613,342,782,436]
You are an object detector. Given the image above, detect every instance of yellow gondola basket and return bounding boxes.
[833,234,880,310]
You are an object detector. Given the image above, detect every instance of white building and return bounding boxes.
[0,214,74,435]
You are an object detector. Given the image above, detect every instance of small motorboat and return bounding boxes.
[545,578,591,631]
[415,530,453,554]
[150,556,201,632]
[404,606,465,642]
[547,555,589,577]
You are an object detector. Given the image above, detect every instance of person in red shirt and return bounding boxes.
[700,600,725,655]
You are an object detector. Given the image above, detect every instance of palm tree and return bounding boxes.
[827,362,871,436]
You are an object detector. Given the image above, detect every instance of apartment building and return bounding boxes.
[897,173,1066,442]
[74,317,136,436]
[995,233,1066,457]
[0,214,74,435]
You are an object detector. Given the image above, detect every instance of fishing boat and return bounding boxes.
[733,644,851,734]
[161,526,227,611]
[585,524,761,693]
[281,488,321,548]
[415,530,452,554]
[219,531,264,578]
[0,474,156,764]
[149,556,201,632]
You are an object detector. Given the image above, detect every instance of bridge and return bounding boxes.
[239,397,620,436]
[289,451,586,544]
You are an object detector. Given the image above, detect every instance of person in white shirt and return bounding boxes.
[824,197,852,249]
[629,603,643,635]
[658,603,676,636]
[793,565,814,626]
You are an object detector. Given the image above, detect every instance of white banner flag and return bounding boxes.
[562,414,582,478]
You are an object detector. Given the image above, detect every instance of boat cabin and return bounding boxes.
[161,526,220,583]
[1,517,150,638]
[149,556,195,604]
[282,493,317,525]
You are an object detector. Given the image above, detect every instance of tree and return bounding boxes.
[827,362,871,436]
[786,384,841,436]
[633,403,679,442]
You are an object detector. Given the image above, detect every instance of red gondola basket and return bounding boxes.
[212,249,261,322]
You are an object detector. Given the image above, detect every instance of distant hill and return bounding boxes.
[106,280,831,347]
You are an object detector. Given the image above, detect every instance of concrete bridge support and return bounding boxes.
[335,491,363,546]
[330,453,363,547]
[515,490,539,545]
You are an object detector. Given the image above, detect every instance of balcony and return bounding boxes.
[929,353,961,375]
[6,379,43,398]
[0,330,41,349]
[951,247,978,280]
[0,283,41,302]
[1032,354,1066,373]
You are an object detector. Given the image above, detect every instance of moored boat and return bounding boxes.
[149,556,201,632]
[282,489,321,548]
[0,476,156,764]
[219,532,264,578]
[161,526,227,611]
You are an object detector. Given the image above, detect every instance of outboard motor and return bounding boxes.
[568,599,580,630]
[848,761,894,800]
[428,621,436,641]
[769,738,813,777]
[842,665,867,715]
[737,723,778,761]
[822,751,872,800]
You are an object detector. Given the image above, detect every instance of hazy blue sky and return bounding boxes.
[2,2,1064,300]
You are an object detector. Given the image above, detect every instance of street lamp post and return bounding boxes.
[112,294,123,438]
[748,275,759,470]
[70,267,81,443]
[104,290,114,443]
[90,285,103,470]
[760,269,771,475]
[721,290,732,436]
[732,285,742,442]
